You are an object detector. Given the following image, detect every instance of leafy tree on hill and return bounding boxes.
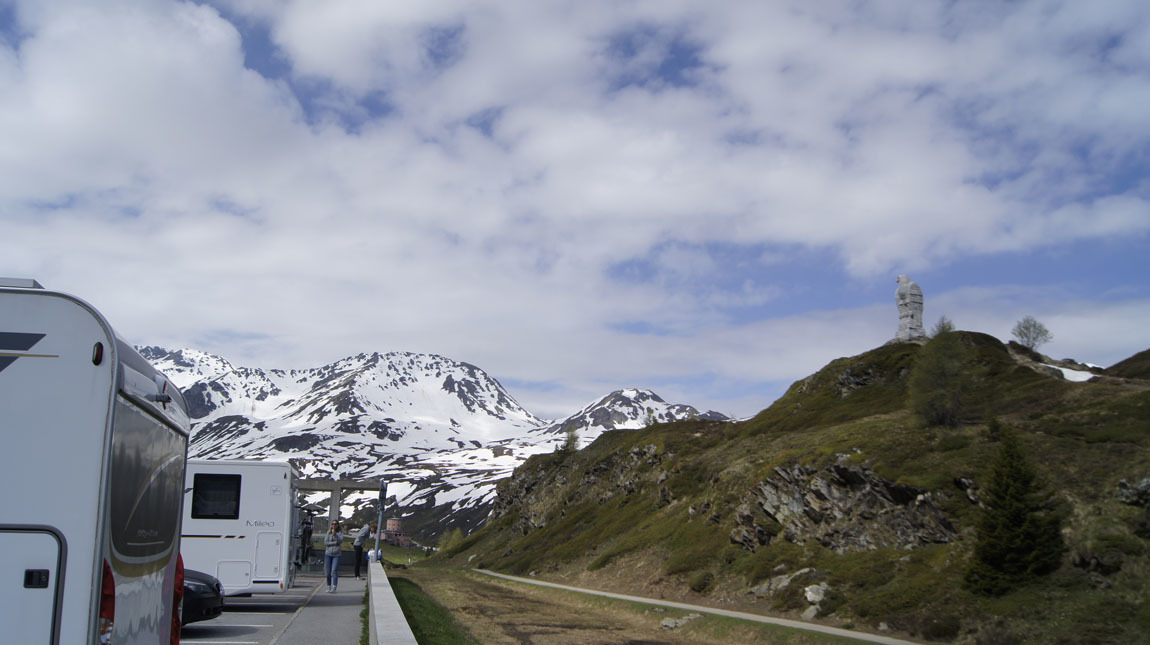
[964,423,1065,596]
[908,329,972,427]
[1012,315,1053,351]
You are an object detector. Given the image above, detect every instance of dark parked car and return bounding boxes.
[182,568,225,625]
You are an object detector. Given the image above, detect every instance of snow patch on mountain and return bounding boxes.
[140,346,726,536]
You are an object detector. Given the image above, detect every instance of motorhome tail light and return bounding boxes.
[98,559,115,644]
[171,554,184,645]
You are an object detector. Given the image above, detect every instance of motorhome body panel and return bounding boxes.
[0,286,189,644]
[182,459,300,595]
[0,527,65,644]
[1,289,117,644]
[106,393,187,644]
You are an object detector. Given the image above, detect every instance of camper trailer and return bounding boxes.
[0,278,191,645]
[181,459,300,596]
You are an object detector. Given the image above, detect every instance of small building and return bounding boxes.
[384,517,412,547]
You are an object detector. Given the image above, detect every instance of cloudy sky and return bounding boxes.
[2,0,1148,420]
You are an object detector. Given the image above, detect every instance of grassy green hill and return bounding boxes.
[1108,348,1150,380]
[433,333,1150,643]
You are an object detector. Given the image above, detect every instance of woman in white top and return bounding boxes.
[324,520,344,592]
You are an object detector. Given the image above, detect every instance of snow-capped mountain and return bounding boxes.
[141,347,726,539]
[532,388,730,438]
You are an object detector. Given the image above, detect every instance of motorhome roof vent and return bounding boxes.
[0,278,45,289]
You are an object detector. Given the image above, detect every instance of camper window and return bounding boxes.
[191,473,242,520]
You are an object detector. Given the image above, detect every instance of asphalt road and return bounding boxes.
[180,572,366,645]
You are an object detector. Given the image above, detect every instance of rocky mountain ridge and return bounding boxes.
[141,346,726,538]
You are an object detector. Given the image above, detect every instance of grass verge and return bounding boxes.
[360,589,369,645]
[390,576,475,644]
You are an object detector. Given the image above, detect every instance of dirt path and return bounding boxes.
[388,567,902,644]
[475,570,918,645]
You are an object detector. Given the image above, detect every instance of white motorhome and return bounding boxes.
[181,459,300,596]
[0,278,191,645]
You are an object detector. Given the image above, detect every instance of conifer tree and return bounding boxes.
[931,315,955,337]
[908,329,971,427]
[561,426,579,453]
[964,426,1065,596]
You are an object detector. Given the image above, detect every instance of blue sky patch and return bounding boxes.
[209,5,292,81]
[607,240,876,320]
[466,106,504,138]
[206,5,397,132]
[604,26,708,91]
[0,2,26,49]
[287,77,396,132]
[921,236,1150,302]
[422,24,466,71]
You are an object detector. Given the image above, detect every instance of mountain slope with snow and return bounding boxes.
[141,347,726,538]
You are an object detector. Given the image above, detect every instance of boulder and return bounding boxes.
[661,613,702,630]
[804,582,830,604]
[748,567,815,597]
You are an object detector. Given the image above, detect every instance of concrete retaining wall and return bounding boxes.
[367,559,418,645]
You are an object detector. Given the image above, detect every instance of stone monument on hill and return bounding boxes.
[895,275,926,342]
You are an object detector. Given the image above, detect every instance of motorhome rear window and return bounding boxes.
[191,473,242,520]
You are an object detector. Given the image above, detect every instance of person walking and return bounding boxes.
[297,516,313,567]
[324,520,343,593]
[352,523,372,579]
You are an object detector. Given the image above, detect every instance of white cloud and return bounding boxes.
[1,0,1147,419]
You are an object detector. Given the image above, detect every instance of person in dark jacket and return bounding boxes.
[352,523,373,579]
[324,520,343,593]
[297,517,313,567]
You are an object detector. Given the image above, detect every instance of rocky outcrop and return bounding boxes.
[1117,478,1150,539]
[489,442,673,535]
[497,442,957,556]
[733,462,956,553]
[1117,478,1150,507]
[489,460,560,535]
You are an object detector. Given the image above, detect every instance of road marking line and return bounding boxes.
[267,576,323,645]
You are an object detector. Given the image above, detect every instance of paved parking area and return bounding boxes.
[181,572,366,645]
